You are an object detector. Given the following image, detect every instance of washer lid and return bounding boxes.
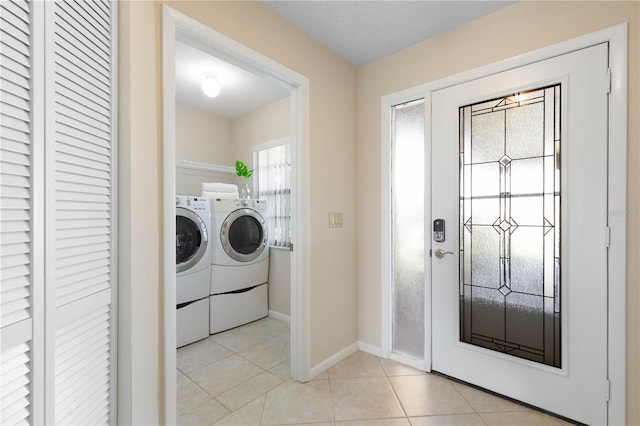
[221,208,268,262]
[176,207,208,273]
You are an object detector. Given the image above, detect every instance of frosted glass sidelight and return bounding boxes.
[391,99,425,361]
[459,85,561,368]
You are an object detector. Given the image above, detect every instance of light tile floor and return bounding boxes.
[177,318,573,426]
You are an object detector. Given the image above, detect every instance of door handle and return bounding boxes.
[434,249,454,259]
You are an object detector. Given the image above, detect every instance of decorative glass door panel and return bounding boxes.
[459,85,561,368]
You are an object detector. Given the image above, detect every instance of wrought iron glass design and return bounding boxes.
[459,85,561,368]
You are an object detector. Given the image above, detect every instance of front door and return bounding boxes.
[431,43,609,424]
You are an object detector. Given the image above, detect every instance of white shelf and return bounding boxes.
[175,159,235,174]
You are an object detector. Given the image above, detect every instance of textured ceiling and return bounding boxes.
[263,1,515,67]
[175,1,516,115]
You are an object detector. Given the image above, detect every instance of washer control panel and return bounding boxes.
[176,196,209,212]
[252,199,267,213]
[214,198,267,212]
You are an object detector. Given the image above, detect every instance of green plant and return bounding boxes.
[235,160,253,178]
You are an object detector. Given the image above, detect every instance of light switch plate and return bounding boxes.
[329,212,343,228]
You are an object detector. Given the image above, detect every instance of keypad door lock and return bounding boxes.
[433,219,445,243]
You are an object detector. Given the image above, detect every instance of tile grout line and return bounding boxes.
[177,336,237,375]
[448,379,481,416]
[447,382,492,426]
[178,318,294,425]
[176,373,232,424]
[213,331,286,415]
[209,318,289,353]
[180,350,235,377]
[184,372,219,403]
[258,390,267,426]
[377,357,411,423]
[223,318,289,425]
[326,371,337,424]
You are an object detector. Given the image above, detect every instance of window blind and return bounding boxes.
[255,142,291,248]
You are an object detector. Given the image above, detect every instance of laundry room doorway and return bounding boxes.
[161,6,311,424]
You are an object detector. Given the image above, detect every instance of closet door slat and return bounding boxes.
[46,1,115,424]
[54,299,111,425]
[0,341,31,425]
[1,8,33,417]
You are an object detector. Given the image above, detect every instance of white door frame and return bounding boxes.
[381,23,627,424]
[161,5,312,424]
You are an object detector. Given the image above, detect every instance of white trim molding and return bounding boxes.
[162,5,311,424]
[268,310,291,324]
[252,136,291,153]
[309,342,359,380]
[380,23,627,425]
[604,23,628,426]
[358,341,383,358]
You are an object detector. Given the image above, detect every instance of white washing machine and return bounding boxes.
[176,196,211,347]
[209,198,269,333]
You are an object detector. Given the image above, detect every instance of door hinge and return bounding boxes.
[606,68,612,94]
[289,243,294,252]
[604,378,611,402]
[605,226,611,248]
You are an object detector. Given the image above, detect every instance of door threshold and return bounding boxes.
[432,370,584,426]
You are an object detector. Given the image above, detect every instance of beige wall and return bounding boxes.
[269,248,291,317]
[119,0,358,422]
[232,96,290,170]
[175,104,235,195]
[356,1,639,423]
[176,104,233,165]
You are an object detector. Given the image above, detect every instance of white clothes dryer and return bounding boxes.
[176,195,211,347]
[208,198,269,333]
[209,198,269,292]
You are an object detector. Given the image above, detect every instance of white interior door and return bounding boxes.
[431,43,609,425]
[1,1,117,423]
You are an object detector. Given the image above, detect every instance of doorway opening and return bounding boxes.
[162,5,311,424]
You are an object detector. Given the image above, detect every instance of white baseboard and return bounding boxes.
[390,352,428,372]
[309,342,359,379]
[268,310,290,323]
[358,342,427,371]
[306,341,426,380]
[358,341,383,357]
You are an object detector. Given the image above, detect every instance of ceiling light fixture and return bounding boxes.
[202,75,221,98]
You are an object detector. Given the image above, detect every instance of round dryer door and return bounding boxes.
[176,207,208,273]
[221,208,268,262]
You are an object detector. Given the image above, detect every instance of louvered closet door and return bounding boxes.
[44,1,116,424]
[1,0,36,424]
